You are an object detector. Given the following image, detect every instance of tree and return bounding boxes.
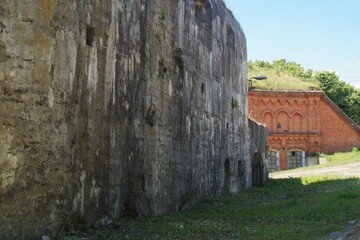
[347,90,360,124]
[313,70,360,125]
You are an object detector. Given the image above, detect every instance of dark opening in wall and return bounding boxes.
[251,152,264,187]
[224,158,230,192]
[238,161,244,178]
[86,27,95,47]
[158,60,167,77]
[201,83,205,94]
[174,48,184,79]
[226,25,235,49]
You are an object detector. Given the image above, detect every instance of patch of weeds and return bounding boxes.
[181,193,194,210]
[231,97,239,109]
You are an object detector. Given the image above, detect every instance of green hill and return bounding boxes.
[249,65,319,90]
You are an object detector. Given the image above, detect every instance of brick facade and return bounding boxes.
[248,90,360,171]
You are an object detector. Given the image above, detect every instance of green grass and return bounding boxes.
[59,175,360,240]
[249,66,319,90]
[320,148,360,165]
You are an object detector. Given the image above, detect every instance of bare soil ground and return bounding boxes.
[271,162,360,240]
[270,162,360,179]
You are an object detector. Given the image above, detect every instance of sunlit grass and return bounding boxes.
[249,66,319,90]
[320,148,360,165]
[300,175,348,185]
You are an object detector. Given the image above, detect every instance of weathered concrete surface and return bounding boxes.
[0,0,265,238]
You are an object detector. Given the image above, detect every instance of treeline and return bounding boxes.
[249,59,360,125]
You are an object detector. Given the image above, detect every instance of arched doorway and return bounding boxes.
[252,152,265,187]
[224,158,231,193]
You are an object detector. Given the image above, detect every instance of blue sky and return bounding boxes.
[224,0,360,88]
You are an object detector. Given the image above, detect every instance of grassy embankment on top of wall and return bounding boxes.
[248,64,319,90]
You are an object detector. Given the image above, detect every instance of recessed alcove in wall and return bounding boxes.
[224,158,230,192]
[194,0,213,49]
[226,25,235,49]
[86,27,95,47]
[194,0,212,25]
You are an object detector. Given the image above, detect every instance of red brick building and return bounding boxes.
[248,90,360,172]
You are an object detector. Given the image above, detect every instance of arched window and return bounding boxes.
[263,112,273,131]
[276,111,289,133]
[292,113,302,132]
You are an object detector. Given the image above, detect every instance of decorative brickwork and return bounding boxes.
[249,90,360,171]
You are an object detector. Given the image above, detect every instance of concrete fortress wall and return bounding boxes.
[0,0,252,237]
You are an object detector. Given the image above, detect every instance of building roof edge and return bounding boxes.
[248,90,360,134]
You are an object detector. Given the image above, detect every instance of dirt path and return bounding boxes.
[270,162,360,179]
[323,220,360,240]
